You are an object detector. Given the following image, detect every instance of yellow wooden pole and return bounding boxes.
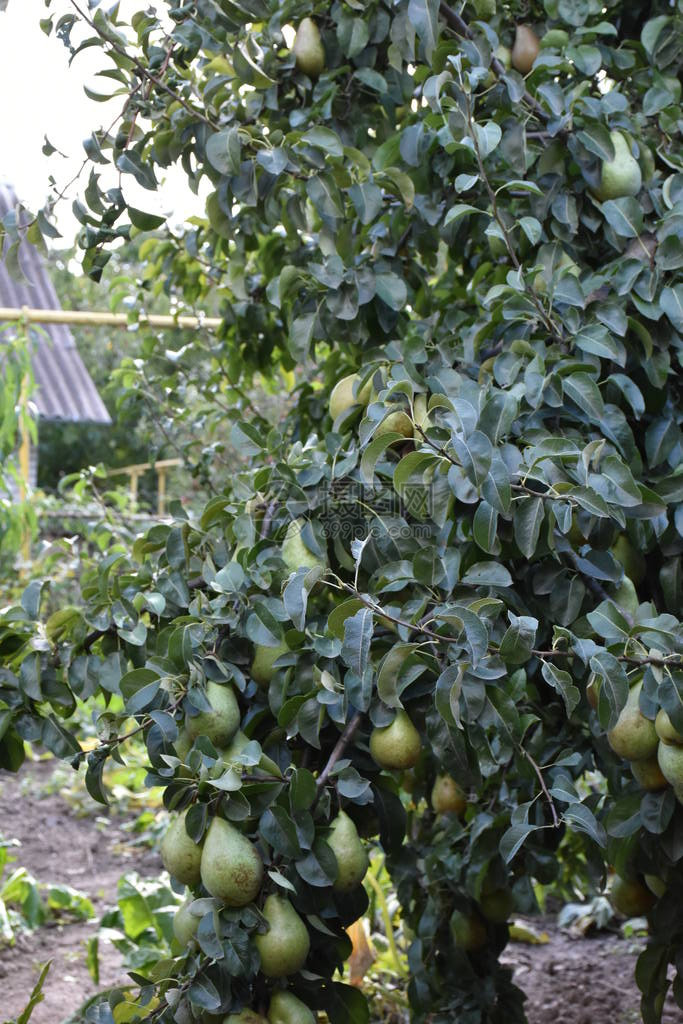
[0,307,222,330]
[157,466,167,517]
[18,374,31,561]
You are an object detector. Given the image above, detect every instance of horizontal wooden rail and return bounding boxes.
[0,306,222,330]
[106,458,183,516]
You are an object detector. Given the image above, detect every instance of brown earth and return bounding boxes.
[505,927,683,1024]
[0,759,160,1024]
[1,762,683,1024]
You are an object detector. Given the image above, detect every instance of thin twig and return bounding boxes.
[519,745,560,827]
[313,712,364,804]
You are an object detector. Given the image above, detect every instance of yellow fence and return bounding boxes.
[105,458,183,516]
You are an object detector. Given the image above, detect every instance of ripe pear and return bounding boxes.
[511,25,540,74]
[369,710,422,770]
[282,518,327,574]
[655,708,683,745]
[657,740,683,789]
[375,409,414,440]
[596,132,642,201]
[609,875,655,917]
[631,756,667,791]
[186,681,240,748]
[450,909,486,950]
[251,640,289,688]
[292,18,325,78]
[607,682,658,762]
[329,373,372,422]
[327,811,369,892]
[161,809,203,887]
[200,817,263,906]
[268,991,316,1024]
[254,896,310,977]
[611,535,646,585]
[173,898,199,946]
[431,775,467,816]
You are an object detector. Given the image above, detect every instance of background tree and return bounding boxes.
[1,1,682,1022]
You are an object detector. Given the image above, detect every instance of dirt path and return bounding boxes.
[2,761,683,1024]
[506,924,683,1024]
[0,760,160,1024]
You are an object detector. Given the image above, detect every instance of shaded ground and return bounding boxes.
[0,760,159,1024]
[1,761,683,1024]
[506,924,683,1024]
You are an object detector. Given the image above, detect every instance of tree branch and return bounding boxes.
[314,712,364,803]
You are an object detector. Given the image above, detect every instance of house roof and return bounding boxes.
[0,184,111,424]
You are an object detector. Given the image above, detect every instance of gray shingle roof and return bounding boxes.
[0,184,111,423]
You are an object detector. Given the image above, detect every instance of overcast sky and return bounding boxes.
[0,0,204,244]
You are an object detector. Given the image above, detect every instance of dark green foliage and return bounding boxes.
[1,0,682,1021]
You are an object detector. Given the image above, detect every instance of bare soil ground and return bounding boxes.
[0,760,159,1024]
[1,761,682,1024]
[505,928,683,1024]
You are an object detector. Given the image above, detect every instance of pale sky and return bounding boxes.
[0,0,205,244]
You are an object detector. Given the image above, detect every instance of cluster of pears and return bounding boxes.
[602,676,683,802]
[221,990,316,1023]
[329,370,432,444]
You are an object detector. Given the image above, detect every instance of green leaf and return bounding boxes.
[591,651,629,731]
[563,373,604,421]
[499,614,538,665]
[513,497,544,559]
[461,561,513,587]
[500,822,537,863]
[601,198,644,238]
[407,0,439,60]
[341,608,374,684]
[451,430,492,489]
[301,127,344,158]
[541,661,580,716]
[375,272,407,310]
[563,802,606,847]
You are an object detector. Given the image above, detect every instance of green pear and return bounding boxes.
[282,519,327,574]
[657,740,683,789]
[644,874,667,898]
[222,729,283,779]
[175,726,193,761]
[369,710,422,770]
[494,44,511,70]
[254,895,310,977]
[173,898,199,946]
[329,374,372,422]
[480,887,514,923]
[631,756,667,791]
[540,29,569,49]
[186,682,240,748]
[200,817,263,906]
[450,909,486,950]
[609,875,654,917]
[251,641,290,688]
[431,775,467,816]
[223,1013,268,1024]
[607,682,658,761]
[655,708,683,745]
[268,991,316,1024]
[609,576,639,617]
[292,18,325,78]
[596,132,642,201]
[611,535,646,585]
[161,809,203,887]
[375,410,414,440]
[472,0,496,17]
[511,25,540,74]
[327,811,369,893]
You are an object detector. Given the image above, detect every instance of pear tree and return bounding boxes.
[0,1,682,1022]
